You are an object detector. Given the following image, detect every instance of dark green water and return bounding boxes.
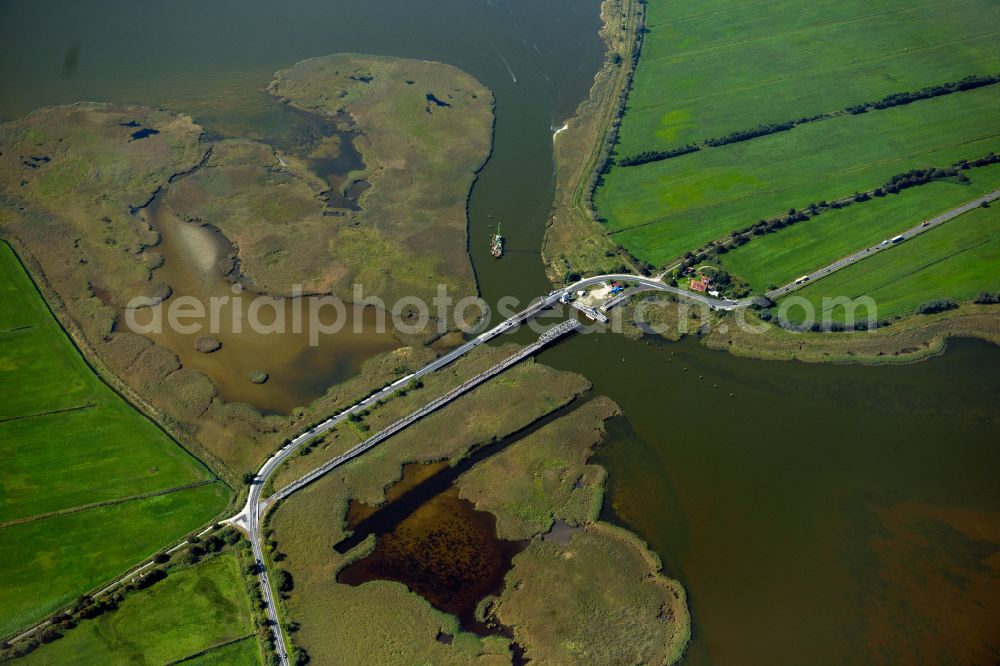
[2,1,999,663]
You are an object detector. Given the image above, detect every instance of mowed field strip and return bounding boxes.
[0,242,230,637]
[720,162,1000,291]
[596,0,1000,268]
[787,201,1000,322]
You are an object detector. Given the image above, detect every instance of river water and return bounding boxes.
[2,1,998,663]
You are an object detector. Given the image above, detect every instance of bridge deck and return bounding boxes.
[264,319,581,507]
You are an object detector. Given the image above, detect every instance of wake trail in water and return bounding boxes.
[485,38,517,84]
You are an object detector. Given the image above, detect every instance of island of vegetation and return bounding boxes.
[194,336,222,354]
[167,54,493,304]
[265,352,690,665]
[262,53,493,304]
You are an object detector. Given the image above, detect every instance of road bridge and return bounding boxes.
[264,319,581,509]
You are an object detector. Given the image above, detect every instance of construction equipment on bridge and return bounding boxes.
[490,222,504,258]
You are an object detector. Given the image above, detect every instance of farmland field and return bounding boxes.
[620,0,1000,154]
[597,83,1000,266]
[179,637,261,666]
[20,555,258,665]
[720,162,1000,292]
[596,0,1000,269]
[782,201,1000,322]
[0,483,230,638]
[0,242,230,636]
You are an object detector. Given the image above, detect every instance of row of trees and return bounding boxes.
[659,146,996,287]
[721,150,998,256]
[846,73,1000,114]
[703,117,818,147]
[957,151,1000,170]
[586,2,648,205]
[878,166,968,195]
[616,73,1000,167]
[617,143,699,166]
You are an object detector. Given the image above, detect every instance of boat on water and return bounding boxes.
[490,222,504,258]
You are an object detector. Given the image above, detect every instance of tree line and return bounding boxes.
[585,3,648,205]
[617,143,699,166]
[0,527,244,661]
[616,72,1000,167]
[846,73,1000,114]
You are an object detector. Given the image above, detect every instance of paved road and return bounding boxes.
[766,188,1000,300]
[566,273,749,310]
[230,274,736,529]
[264,320,581,510]
[29,188,994,653]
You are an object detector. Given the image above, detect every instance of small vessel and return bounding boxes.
[490,222,504,258]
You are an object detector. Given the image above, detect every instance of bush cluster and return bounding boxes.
[916,299,958,315]
[954,151,1000,170]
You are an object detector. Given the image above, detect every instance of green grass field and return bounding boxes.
[21,555,258,665]
[0,483,230,637]
[597,83,1000,266]
[619,0,1000,155]
[178,637,261,666]
[720,163,1000,291]
[783,202,1000,322]
[0,242,230,636]
[596,0,1000,276]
